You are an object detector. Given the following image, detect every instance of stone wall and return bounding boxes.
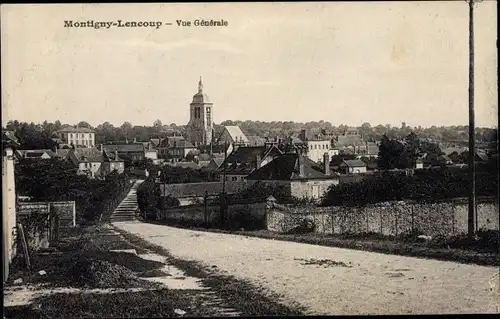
[156,200,267,229]
[267,198,499,236]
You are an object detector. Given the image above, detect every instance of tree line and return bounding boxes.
[15,158,131,222]
[3,119,497,150]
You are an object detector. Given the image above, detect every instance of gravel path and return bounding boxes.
[113,221,500,315]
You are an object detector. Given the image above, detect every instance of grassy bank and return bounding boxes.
[143,220,499,267]
[115,227,307,316]
[4,224,306,318]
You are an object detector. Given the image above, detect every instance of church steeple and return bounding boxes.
[198,76,203,93]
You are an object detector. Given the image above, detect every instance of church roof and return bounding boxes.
[191,76,211,104]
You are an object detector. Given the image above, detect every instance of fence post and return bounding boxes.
[331,207,335,234]
[451,201,455,234]
[379,208,383,234]
[411,204,414,234]
[394,204,398,238]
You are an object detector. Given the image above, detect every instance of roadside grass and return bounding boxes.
[5,225,160,290]
[115,227,308,316]
[3,289,220,318]
[4,223,307,318]
[143,220,499,267]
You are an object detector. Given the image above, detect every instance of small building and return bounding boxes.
[246,152,340,199]
[339,159,367,174]
[156,136,197,161]
[68,148,124,178]
[414,158,424,169]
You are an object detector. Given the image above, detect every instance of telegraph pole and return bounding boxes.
[466,0,482,243]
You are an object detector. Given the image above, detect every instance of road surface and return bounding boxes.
[112,221,499,315]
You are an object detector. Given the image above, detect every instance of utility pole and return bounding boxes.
[466,0,482,243]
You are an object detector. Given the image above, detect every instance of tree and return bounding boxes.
[377,135,411,170]
[153,119,163,131]
[77,121,92,129]
[120,121,133,138]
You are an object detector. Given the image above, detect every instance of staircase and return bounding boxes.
[109,180,144,223]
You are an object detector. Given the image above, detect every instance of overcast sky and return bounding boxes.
[1,2,497,128]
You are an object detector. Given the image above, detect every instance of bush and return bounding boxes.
[15,159,131,222]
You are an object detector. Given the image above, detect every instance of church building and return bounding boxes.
[185,77,214,146]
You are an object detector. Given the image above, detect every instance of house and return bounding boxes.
[156,136,197,161]
[298,129,339,162]
[68,148,124,178]
[2,130,20,282]
[159,181,246,206]
[246,152,340,199]
[102,144,146,163]
[339,159,367,174]
[218,145,283,182]
[57,127,96,148]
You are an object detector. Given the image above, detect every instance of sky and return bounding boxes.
[1,2,498,128]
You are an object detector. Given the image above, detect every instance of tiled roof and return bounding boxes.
[103,150,124,162]
[219,146,283,174]
[159,136,195,148]
[71,148,105,163]
[54,149,71,159]
[340,159,367,167]
[246,153,339,181]
[161,182,246,198]
[103,144,145,152]
[197,153,213,161]
[58,127,95,133]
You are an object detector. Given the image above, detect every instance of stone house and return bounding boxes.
[68,148,124,178]
[246,152,340,199]
[156,136,197,161]
[339,159,367,174]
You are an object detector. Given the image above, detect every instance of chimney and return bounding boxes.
[298,155,305,177]
[99,144,103,152]
[323,152,330,175]
[256,154,261,170]
[114,151,118,160]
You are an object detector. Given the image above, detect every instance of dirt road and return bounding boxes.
[113,221,499,315]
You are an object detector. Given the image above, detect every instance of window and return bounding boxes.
[232,176,238,182]
[194,107,201,119]
[70,133,73,139]
[206,107,211,123]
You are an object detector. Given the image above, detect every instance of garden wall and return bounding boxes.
[267,197,499,236]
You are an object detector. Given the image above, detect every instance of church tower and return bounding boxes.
[186,77,214,146]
